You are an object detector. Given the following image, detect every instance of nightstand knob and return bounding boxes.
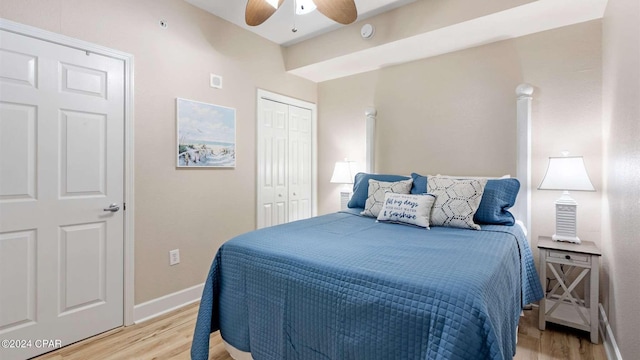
[565,255,571,260]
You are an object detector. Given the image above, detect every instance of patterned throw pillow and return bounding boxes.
[427,176,487,230]
[421,174,520,225]
[361,179,413,218]
[347,173,410,209]
[377,193,436,229]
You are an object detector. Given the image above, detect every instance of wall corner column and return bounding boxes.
[365,107,377,173]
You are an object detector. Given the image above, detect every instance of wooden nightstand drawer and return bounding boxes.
[547,249,590,265]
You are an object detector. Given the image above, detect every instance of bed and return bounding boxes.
[191,84,542,360]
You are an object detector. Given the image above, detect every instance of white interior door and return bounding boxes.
[0,29,125,359]
[257,99,289,229]
[288,106,312,222]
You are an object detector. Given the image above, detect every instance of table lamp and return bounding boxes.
[330,159,357,210]
[538,153,595,243]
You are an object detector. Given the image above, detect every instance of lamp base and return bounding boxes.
[551,234,581,244]
[339,191,352,211]
[553,191,581,244]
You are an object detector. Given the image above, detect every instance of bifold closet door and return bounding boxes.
[288,106,312,222]
[257,99,289,228]
[257,99,313,229]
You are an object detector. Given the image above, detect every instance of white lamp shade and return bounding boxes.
[330,161,357,184]
[538,156,595,191]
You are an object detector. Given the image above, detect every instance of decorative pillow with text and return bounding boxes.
[361,178,413,218]
[377,193,436,229]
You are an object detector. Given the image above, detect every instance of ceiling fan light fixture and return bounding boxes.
[245,0,356,26]
[296,0,317,15]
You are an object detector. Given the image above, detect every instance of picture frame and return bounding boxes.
[176,98,236,168]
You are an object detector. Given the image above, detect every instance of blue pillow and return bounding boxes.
[474,178,520,225]
[347,173,410,209]
[410,173,428,194]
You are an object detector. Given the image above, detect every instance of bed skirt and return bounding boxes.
[223,340,253,360]
[222,325,523,360]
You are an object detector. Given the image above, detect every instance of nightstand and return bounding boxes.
[537,236,601,343]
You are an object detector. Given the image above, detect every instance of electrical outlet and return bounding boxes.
[169,249,180,266]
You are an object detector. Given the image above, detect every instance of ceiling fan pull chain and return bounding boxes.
[292,0,298,32]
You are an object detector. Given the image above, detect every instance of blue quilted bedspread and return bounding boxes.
[191,212,542,360]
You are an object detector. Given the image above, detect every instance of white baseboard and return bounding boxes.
[133,283,204,324]
[599,304,623,360]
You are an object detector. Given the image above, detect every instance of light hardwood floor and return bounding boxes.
[33,303,606,360]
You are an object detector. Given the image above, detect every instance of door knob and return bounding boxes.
[103,203,120,212]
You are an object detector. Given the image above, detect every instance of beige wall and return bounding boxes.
[319,21,603,255]
[0,0,317,304]
[602,0,640,357]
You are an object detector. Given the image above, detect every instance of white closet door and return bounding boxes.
[0,29,124,359]
[257,99,289,229]
[288,106,312,222]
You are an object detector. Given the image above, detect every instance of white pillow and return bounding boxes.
[427,176,487,230]
[377,193,436,229]
[361,178,413,218]
[436,174,511,179]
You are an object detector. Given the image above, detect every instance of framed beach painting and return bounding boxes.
[176,98,236,168]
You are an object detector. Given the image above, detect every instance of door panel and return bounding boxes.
[0,102,37,200]
[0,48,37,87]
[288,106,312,223]
[59,222,106,314]
[60,110,107,197]
[0,29,124,360]
[257,99,289,228]
[60,62,107,98]
[0,230,37,331]
[262,203,273,227]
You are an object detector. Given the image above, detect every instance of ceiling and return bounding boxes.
[184,0,416,46]
[185,0,608,83]
[289,0,608,82]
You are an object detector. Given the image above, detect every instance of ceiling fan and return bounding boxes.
[245,0,358,27]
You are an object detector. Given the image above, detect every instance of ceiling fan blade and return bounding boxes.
[312,0,357,25]
[245,0,285,26]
